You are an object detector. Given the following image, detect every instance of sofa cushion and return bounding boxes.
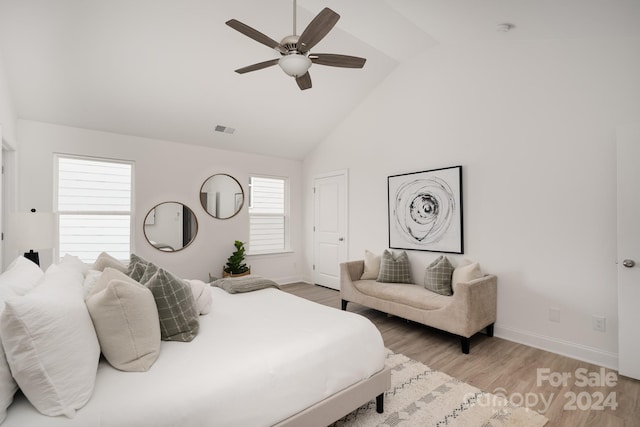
[376,250,412,284]
[354,280,450,311]
[360,250,381,280]
[424,256,454,296]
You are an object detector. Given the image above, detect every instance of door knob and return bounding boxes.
[623,259,635,268]
[338,237,344,241]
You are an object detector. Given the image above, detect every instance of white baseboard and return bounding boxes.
[495,325,618,370]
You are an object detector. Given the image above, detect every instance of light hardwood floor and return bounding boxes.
[283,283,640,427]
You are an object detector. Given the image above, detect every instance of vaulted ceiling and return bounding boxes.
[1,0,638,159]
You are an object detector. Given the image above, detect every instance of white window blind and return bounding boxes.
[249,176,288,253]
[56,156,133,263]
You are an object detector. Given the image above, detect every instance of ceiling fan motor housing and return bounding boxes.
[279,35,306,54]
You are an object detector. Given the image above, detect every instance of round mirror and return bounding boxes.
[199,174,244,219]
[143,202,198,252]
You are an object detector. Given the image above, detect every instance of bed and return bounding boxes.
[2,281,390,427]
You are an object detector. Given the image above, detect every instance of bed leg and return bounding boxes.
[376,393,384,413]
[341,299,348,311]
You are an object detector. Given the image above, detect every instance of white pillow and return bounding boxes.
[86,279,160,372]
[82,269,102,299]
[0,264,100,418]
[59,254,91,277]
[0,256,44,423]
[0,292,19,424]
[360,250,381,280]
[0,256,44,295]
[452,260,483,286]
[185,279,213,315]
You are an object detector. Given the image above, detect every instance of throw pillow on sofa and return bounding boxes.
[452,260,483,286]
[360,250,381,280]
[424,255,454,296]
[377,250,412,284]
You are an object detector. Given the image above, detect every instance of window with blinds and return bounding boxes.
[248,176,289,253]
[56,155,133,263]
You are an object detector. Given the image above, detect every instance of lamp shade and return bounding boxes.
[278,54,312,77]
[8,212,55,251]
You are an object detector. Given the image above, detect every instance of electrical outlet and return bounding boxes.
[548,308,560,323]
[593,316,606,332]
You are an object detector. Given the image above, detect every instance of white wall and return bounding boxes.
[0,49,17,147]
[14,120,304,283]
[303,37,640,368]
[0,49,19,270]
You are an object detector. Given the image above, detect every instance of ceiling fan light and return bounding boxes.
[278,54,312,77]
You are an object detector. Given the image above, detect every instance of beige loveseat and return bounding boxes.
[340,260,497,353]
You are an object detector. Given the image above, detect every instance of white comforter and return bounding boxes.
[3,287,385,427]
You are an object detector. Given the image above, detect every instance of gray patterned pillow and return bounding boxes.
[126,253,149,282]
[376,250,413,284]
[139,262,158,284]
[144,268,199,342]
[424,256,454,296]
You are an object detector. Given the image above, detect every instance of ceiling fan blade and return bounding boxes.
[226,19,283,52]
[297,8,340,52]
[296,72,312,90]
[234,59,279,74]
[310,54,366,68]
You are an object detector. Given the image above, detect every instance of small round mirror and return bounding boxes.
[199,174,244,219]
[143,202,198,252]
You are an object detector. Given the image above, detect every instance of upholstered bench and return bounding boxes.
[340,259,497,353]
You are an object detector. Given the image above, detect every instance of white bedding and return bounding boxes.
[3,287,385,427]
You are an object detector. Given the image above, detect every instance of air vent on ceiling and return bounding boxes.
[215,125,236,134]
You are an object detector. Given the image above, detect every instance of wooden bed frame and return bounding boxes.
[275,366,391,427]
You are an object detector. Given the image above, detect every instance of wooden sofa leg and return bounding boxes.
[486,323,495,337]
[341,299,348,311]
[376,393,384,413]
[461,337,470,354]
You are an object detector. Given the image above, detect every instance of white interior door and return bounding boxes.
[617,124,640,380]
[313,171,348,290]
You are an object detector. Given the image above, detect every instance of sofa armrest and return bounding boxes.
[448,275,497,337]
[343,260,364,281]
[340,261,365,306]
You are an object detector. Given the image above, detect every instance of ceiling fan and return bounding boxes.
[225,0,366,90]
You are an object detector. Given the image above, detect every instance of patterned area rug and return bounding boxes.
[331,350,548,427]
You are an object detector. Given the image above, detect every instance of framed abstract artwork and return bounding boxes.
[388,165,463,254]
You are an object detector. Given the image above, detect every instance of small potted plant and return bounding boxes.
[223,240,251,277]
